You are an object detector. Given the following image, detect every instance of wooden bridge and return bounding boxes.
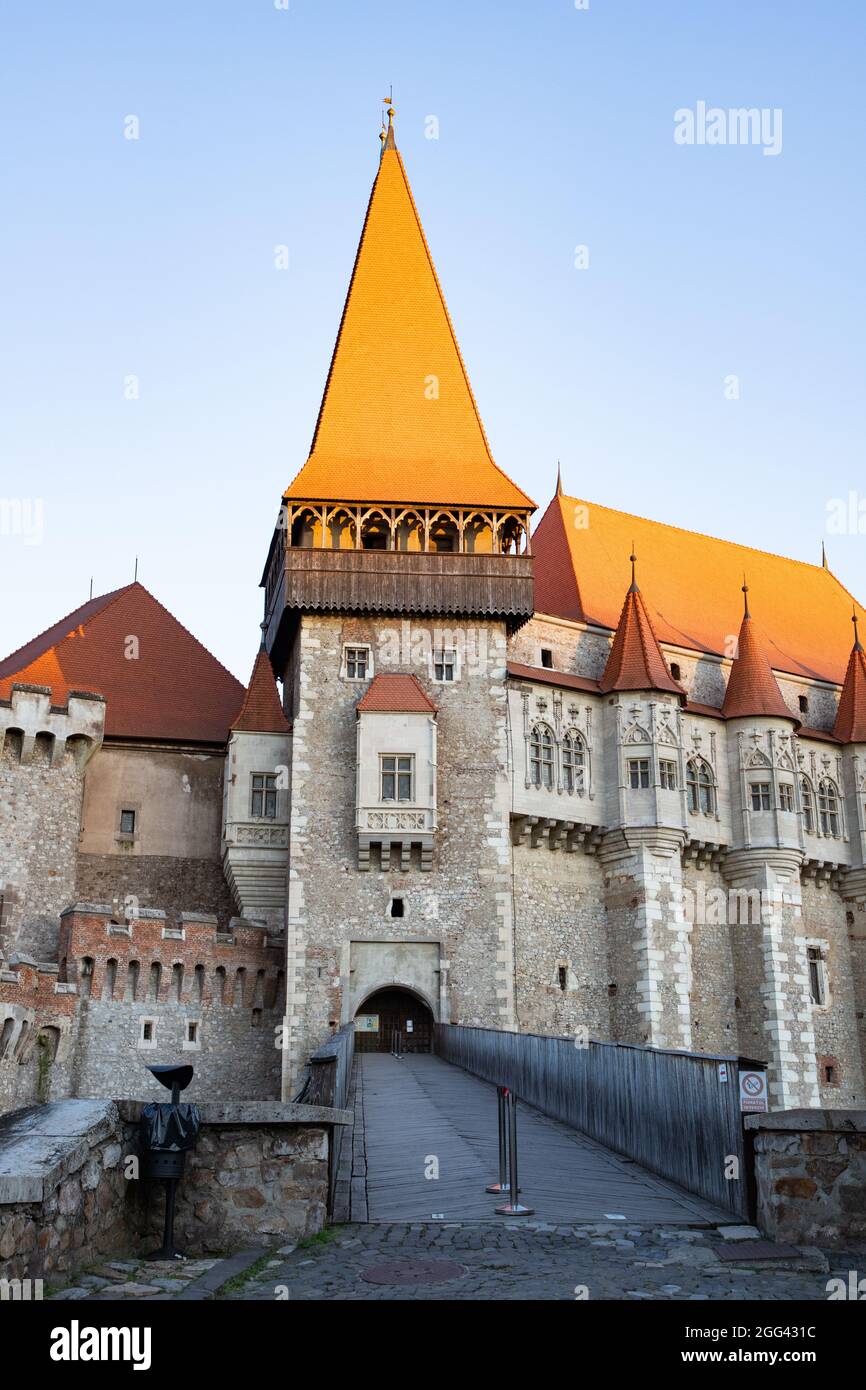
[339,1053,730,1225]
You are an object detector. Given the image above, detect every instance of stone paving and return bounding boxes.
[45,1222,862,1302]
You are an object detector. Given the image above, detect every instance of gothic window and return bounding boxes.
[628,758,650,789]
[779,782,795,813]
[433,648,457,682]
[381,754,413,802]
[686,758,715,815]
[818,778,841,836]
[343,645,371,680]
[807,946,827,1006]
[562,731,586,794]
[659,759,677,790]
[750,783,771,811]
[251,773,277,818]
[800,775,815,832]
[530,724,555,789]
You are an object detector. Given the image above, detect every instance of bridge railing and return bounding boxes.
[434,1024,761,1218]
[307,1023,355,1212]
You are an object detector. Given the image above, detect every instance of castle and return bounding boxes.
[2,109,865,1119]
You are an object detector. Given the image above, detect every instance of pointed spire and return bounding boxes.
[382,89,396,151]
[231,629,291,734]
[721,586,794,722]
[599,553,685,698]
[556,461,563,496]
[822,540,828,570]
[832,608,866,742]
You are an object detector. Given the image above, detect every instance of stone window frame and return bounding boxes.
[817,777,842,838]
[627,758,650,790]
[115,799,142,846]
[341,643,373,681]
[779,781,796,813]
[750,781,772,812]
[659,758,678,791]
[430,645,459,684]
[800,773,816,833]
[250,772,278,819]
[561,728,587,796]
[804,940,831,1011]
[182,1019,202,1052]
[686,756,716,816]
[137,1016,158,1050]
[380,753,414,803]
[529,722,556,790]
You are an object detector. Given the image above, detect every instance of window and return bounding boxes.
[530,725,555,789]
[433,648,456,682]
[119,809,136,835]
[540,648,553,669]
[818,778,841,836]
[251,773,277,818]
[779,783,795,813]
[139,1018,156,1050]
[344,646,370,680]
[750,783,771,811]
[557,966,567,992]
[390,897,405,919]
[381,755,413,802]
[670,662,681,682]
[798,694,809,715]
[801,775,815,832]
[562,731,585,794]
[686,758,715,815]
[659,760,677,790]
[187,1022,198,1044]
[807,947,827,1006]
[628,759,650,789]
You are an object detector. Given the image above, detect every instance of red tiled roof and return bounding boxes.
[721,601,796,724]
[506,662,600,695]
[832,628,866,742]
[0,583,245,743]
[356,673,437,714]
[231,645,291,734]
[599,575,686,699]
[532,492,866,684]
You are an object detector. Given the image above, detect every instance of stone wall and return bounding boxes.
[0,959,78,1115]
[748,1109,866,1248]
[75,853,238,934]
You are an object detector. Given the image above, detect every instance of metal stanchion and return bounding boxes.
[486,1086,517,1194]
[495,1093,534,1216]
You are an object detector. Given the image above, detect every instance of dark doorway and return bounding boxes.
[354,987,434,1054]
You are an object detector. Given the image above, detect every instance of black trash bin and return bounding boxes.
[139,1064,201,1260]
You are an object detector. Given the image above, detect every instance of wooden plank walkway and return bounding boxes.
[350,1053,729,1225]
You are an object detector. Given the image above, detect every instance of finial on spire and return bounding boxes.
[381,87,396,151]
[629,547,638,593]
[259,620,268,651]
[822,540,829,569]
[853,606,862,653]
[556,461,563,496]
[742,574,750,619]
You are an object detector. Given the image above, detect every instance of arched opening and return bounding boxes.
[354,986,434,1055]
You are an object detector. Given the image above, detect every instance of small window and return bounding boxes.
[390,897,405,919]
[381,755,413,802]
[659,760,677,790]
[557,966,567,992]
[628,759,650,789]
[187,1021,198,1044]
[779,783,795,813]
[433,648,457,682]
[669,662,681,682]
[119,809,136,835]
[540,648,553,669]
[824,1063,835,1084]
[798,694,809,715]
[344,646,370,680]
[750,783,771,811]
[807,946,827,1006]
[251,773,277,818]
[801,775,815,832]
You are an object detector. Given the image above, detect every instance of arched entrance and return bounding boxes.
[354,987,434,1054]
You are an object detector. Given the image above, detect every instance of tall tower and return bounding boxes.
[260,105,535,1093]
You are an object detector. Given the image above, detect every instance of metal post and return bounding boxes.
[495,1093,534,1216]
[486,1086,516,1194]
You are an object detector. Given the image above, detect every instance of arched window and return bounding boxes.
[800,775,815,833]
[562,731,586,794]
[818,778,841,836]
[686,758,715,815]
[530,724,555,789]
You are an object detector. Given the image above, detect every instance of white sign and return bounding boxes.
[356,1015,379,1033]
[406,1020,414,1033]
[718,1062,728,1083]
[739,1069,768,1112]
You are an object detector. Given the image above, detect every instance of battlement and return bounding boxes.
[0,683,105,767]
[57,904,285,1010]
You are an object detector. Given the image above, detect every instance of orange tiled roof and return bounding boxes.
[533,493,866,685]
[231,643,291,734]
[284,134,533,511]
[833,623,866,742]
[356,673,437,714]
[0,583,245,743]
[599,568,685,699]
[721,596,796,723]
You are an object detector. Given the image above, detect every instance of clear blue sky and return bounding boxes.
[1,1,864,682]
